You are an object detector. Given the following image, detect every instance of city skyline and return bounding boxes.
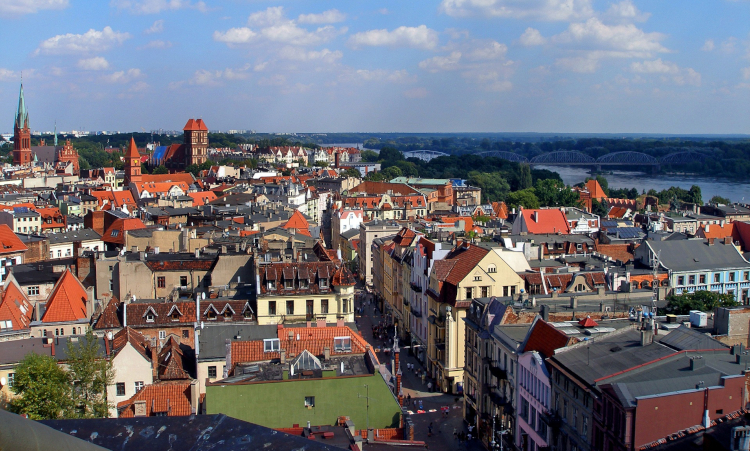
[1,0,749,134]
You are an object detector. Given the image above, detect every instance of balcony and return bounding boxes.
[410,281,422,292]
[428,314,446,328]
[541,411,564,429]
[488,360,508,380]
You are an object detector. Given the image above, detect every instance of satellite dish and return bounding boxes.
[0,377,5,386]
[200,321,204,330]
[132,295,136,303]
[202,292,206,300]
[296,333,300,341]
[107,331,113,340]
[340,361,344,373]
[290,365,294,376]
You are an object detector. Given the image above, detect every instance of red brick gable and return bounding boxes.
[94,298,122,330]
[112,326,151,361]
[144,259,214,272]
[102,218,147,245]
[125,301,197,327]
[117,381,193,417]
[183,118,208,131]
[41,269,88,323]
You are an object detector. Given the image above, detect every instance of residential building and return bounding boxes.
[358,219,400,285]
[0,225,28,281]
[47,229,103,260]
[0,208,41,235]
[511,209,572,235]
[331,209,364,253]
[106,327,155,417]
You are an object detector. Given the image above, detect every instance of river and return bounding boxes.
[536,166,750,203]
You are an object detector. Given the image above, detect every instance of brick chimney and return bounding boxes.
[151,345,159,380]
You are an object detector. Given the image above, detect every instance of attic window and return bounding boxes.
[334,337,351,352]
[146,313,155,323]
[111,230,119,237]
[267,280,276,290]
[487,265,497,274]
[299,278,309,289]
[264,338,280,352]
[284,279,294,290]
[319,278,329,289]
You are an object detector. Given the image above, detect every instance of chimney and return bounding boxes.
[640,329,653,346]
[324,346,331,360]
[540,304,550,322]
[708,237,715,245]
[690,356,705,371]
[131,246,138,253]
[316,318,326,328]
[725,236,733,245]
[152,345,159,380]
[280,349,286,364]
[139,251,146,261]
[134,400,147,417]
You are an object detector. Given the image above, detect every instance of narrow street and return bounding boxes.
[354,289,492,451]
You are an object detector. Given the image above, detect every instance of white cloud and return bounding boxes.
[77,56,110,70]
[631,58,701,86]
[353,69,414,83]
[0,68,21,81]
[403,87,429,98]
[110,0,206,15]
[720,37,737,54]
[248,6,285,27]
[554,56,599,73]
[35,27,131,55]
[215,8,345,47]
[603,1,650,23]
[144,19,163,34]
[141,39,173,49]
[552,18,668,58]
[278,47,343,63]
[349,25,439,50]
[0,0,67,16]
[519,28,546,46]
[467,41,507,60]
[189,65,253,85]
[743,67,750,80]
[297,9,346,24]
[213,28,257,45]
[258,74,286,86]
[103,68,142,83]
[419,52,462,72]
[439,0,594,22]
[702,39,715,51]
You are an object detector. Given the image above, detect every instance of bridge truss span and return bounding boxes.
[530,151,595,165]
[474,151,529,163]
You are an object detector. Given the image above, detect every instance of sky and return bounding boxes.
[1,0,749,134]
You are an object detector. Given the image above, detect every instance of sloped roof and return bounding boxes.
[125,137,140,159]
[158,337,190,380]
[0,276,33,331]
[578,316,599,328]
[187,191,217,207]
[697,223,736,240]
[141,173,196,185]
[183,118,208,131]
[586,179,607,200]
[523,318,575,358]
[282,210,311,237]
[491,201,508,219]
[647,239,750,272]
[112,326,151,361]
[94,298,122,329]
[442,242,490,286]
[41,269,88,323]
[595,243,635,263]
[117,381,193,417]
[520,209,572,235]
[124,301,197,327]
[102,218,147,245]
[0,224,28,254]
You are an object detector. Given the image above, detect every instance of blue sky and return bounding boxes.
[1,0,749,134]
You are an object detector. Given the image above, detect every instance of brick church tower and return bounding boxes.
[124,137,142,187]
[56,139,80,175]
[183,119,208,167]
[13,84,32,166]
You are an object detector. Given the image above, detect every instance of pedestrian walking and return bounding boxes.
[428,422,433,437]
[427,381,432,392]
[407,393,411,404]
[453,428,457,439]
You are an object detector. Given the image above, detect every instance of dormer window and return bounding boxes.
[146,313,154,323]
[299,278,309,289]
[319,278,328,289]
[205,305,218,320]
[284,279,294,290]
[334,336,351,352]
[267,280,276,290]
[168,305,182,322]
[221,304,235,318]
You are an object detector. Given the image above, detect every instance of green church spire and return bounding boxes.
[15,83,28,129]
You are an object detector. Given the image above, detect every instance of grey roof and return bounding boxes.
[646,239,750,272]
[11,259,76,285]
[47,228,101,244]
[198,324,279,360]
[0,335,107,367]
[39,414,341,451]
[493,323,533,351]
[340,228,360,240]
[658,324,728,351]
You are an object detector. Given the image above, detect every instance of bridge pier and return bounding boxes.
[652,164,660,174]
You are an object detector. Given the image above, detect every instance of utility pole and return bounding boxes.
[358,384,370,433]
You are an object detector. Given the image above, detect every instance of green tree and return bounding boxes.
[152,165,169,174]
[534,179,582,208]
[710,195,731,205]
[468,171,511,203]
[378,146,404,163]
[591,199,609,217]
[314,161,329,167]
[10,353,72,420]
[342,168,362,178]
[688,185,703,205]
[381,166,402,180]
[361,150,379,162]
[66,331,114,418]
[505,189,540,209]
[665,290,738,314]
[518,164,533,190]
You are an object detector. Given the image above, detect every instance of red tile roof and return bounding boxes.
[112,326,151,361]
[519,209,571,235]
[200,300,255,323]
[0,224,27,254]
[585,179,607,200]
[94,298,122,329]
[41,269,88,323]
[441,242,489,286]
[491,202,508,219]
[141,173,196,185]
[231,325,372,370]
[102,218,147,245]
[349,181,420,196]
[0,276,33,331]
[282,210,312,237]
[158,336,189,380]
[697,223,736,240]
[578,316,598,328]
[117,381,193,417]
[126,137,140,159]
[523,318,573,358]
[124,301,197,327]
[183,118,208,131]
[187,191,217,207]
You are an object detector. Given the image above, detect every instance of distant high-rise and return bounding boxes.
[13,84,32,166]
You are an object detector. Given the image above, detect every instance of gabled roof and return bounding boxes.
[158,337,189,380]
[585,179,607,200]
[282,210,311,237]
[141,173,196,185]
[0,275,33,331]
[102,218,147,245]
[112,326,151,361]
[441,241,490,286]
[94,298,122,329]
[117,381,193,417]
[0,224,28,254]
[124,301,197,327]
[187,191,217,207]
[491,201,508,219]
[183,118,208,131]
[41,269,88,323]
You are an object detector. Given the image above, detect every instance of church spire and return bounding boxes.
[15,83,28,130]
[54,121,58,147]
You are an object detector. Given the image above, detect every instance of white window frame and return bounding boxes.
[264,338,280,352]
[334,336,351,352]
